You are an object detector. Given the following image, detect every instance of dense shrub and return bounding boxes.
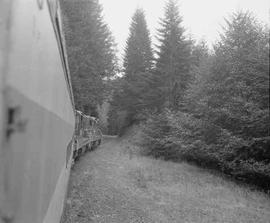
[141,110,270,191]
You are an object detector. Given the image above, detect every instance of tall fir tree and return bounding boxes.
[153,0,192,110]
[115,8,154,124]
[208,11,269,138]
[123,8,154,78]
[187,11,269,138]
[60,0,117,114]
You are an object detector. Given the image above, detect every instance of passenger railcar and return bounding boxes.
[0,1,101,223]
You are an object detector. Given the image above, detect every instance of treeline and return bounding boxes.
[109,1,270,190]
[60,0,269,189]
[60,0,118,115]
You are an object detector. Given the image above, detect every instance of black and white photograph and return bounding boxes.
[0,0,269,222]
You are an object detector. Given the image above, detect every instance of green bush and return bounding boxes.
[141,110,270,191]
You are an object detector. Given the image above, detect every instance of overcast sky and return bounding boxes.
[99,0,269,59]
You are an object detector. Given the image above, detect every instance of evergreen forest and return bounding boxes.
[60,0,269,191]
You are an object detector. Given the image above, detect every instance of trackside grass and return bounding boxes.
[63,135,270,223]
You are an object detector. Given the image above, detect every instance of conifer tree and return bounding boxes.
[123,8,153,78]
[60,0,117,114]
[188,11,269,138]
[116,8,154,123]
[153,0,192,110]
[211,11,269,137]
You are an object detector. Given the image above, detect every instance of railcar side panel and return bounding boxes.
[0,0,75,223]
